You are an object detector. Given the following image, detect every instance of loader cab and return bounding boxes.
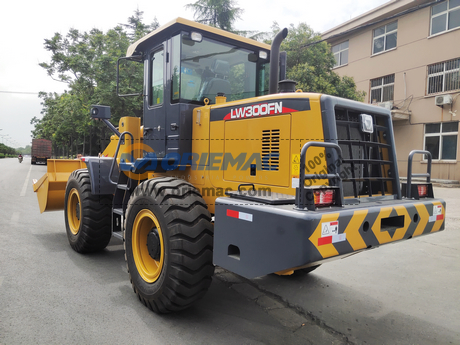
[126,18,272,159]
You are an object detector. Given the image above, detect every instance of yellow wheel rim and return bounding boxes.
[132,210,164,283]
[67,188,81,235]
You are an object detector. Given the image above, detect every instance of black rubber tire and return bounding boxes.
[124,177,214,313]
[64,169,113,253]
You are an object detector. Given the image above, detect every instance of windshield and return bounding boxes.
[171,33,269,104]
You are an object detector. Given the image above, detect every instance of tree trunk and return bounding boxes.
[82,133,86,156]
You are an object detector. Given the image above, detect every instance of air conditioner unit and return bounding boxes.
[377,101,393,110]
[435,95,453,106]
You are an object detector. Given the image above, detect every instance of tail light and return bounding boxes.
[402,182,434,199]
[418,184,428,197]
[314,189,336,207]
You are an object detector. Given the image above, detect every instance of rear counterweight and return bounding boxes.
[213,197,445,279]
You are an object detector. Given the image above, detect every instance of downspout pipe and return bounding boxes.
[269,28,288,95]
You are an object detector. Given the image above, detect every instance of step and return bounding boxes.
[112,231,123,241]
[117,184,129,190]
[113,208,124,216]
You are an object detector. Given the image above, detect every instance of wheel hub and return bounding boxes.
[147,229,161,261]
[75,202,80,220]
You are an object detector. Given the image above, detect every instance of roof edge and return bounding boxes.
[322,0,400,37]
[127,17,271,57]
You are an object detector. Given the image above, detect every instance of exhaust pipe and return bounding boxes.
[269,28,288,95]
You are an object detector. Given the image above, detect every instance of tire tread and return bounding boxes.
[124,177,214,313]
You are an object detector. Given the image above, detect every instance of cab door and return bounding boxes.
[143,46,166,157]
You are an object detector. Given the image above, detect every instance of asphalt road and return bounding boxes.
[0,158,338,345]
[1,157,459,344]
[247,188,460,344]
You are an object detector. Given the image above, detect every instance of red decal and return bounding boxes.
[281,107,297,113]
[330,221,338,226]
[436,214,444,221]
[227,209,239,218]
[318,236,332,246]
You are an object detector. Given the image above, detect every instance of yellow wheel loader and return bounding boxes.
[33,18,446,313]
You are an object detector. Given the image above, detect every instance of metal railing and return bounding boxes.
[296,142,344,210]
[405,150,432,199]
[108,131,134,185]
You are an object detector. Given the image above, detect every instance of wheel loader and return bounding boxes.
[33,18,446,313]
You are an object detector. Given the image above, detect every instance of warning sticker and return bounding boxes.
[318,221,346,246]
[434,204,442,215]
[429,204,444,222]
[292,154,300,189]
[292,154,300,177]
[321,221,339,237]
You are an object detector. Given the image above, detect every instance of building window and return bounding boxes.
[372,21,398,55]
[370,74,395,103]
[332,41,348,68]
[427,58,460,94]
[431,0,460,36]
[424,122,458,160]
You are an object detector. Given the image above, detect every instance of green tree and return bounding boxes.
[34,10,154,156]
[17,145,31,155]
[0,143,17,156]
[120,8,159,41]
[185,0,243,31]
[269,22,365,101]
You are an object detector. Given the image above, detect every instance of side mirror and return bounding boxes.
[91,105,111,120]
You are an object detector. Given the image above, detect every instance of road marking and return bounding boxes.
[20,165,32,197]
[10,212,20,225]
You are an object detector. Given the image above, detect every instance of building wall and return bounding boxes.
[327,4,460,181]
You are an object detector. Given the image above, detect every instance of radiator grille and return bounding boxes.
[335,108,395,198]
[262,129,280,171]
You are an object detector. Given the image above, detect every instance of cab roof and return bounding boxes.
[127,17,271,57]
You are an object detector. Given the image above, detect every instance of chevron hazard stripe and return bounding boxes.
[309,200,446,260]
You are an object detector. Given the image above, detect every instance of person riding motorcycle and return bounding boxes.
[18,154,23,163]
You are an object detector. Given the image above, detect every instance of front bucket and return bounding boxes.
[33,159,86,213]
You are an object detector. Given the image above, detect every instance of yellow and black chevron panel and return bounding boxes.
[308,199,445,261]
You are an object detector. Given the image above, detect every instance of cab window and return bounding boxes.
[149,48,164,106]
[171,33,269,104]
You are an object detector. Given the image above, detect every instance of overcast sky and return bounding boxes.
[0,0,389,148]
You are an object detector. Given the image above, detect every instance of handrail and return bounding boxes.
[296,142,343,210]
[108,131,134,185]
[406,150,432,199]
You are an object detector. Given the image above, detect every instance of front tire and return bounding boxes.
[64,169,112,253]
[124,177,214,313]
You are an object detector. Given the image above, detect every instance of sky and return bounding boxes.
[0,0,389,148]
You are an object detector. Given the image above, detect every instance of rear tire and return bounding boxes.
[124,177,214,313]
[64,169,112,253]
